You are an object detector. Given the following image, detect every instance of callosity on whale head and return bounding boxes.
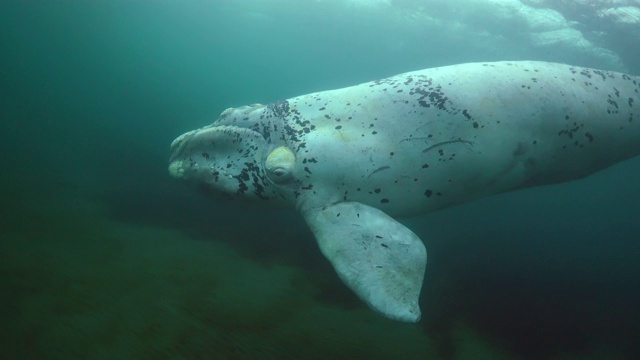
[169,61,640,323]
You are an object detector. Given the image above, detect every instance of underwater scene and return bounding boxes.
[2,0,640,359]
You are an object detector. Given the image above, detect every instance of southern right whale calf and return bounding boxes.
[168,61,640,322]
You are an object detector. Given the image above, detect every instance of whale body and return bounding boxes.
[169,61,640,322]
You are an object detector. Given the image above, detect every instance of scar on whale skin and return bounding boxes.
[399,137,474,154]
[367,166,391,178]
[421,139,474,153]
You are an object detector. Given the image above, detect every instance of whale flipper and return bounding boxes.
[303,202,427,322]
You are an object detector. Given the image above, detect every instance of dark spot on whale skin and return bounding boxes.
[592,69,608,81]
[237,182,248,194]
[558,125,581,140]
[268,100,290,118]
[380,243,388,248]
[630,98,635,107]
[473,122,479,128]
[380,198,389,203]
[425,190,433,198]
[374,188,381,193]
[413,85,449,111]
[585,133,594,142]
[335,125,342,129]
[462,109,472,120]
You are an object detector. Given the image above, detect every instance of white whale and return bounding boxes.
[168,61,640,322]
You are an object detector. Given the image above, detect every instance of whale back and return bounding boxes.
[278,61,640,216]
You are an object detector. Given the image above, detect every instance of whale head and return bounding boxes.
[168,104,299,205]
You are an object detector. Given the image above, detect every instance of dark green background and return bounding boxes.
[1,1,639,359]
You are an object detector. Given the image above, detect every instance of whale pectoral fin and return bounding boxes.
[303,202,427,322]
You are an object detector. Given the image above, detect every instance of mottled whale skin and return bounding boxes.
[169,61,640,322]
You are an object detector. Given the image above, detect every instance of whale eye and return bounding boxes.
[265,146,296,184]
[273,168,289,178]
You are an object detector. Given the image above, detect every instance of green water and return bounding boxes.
[1,1,639,359]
